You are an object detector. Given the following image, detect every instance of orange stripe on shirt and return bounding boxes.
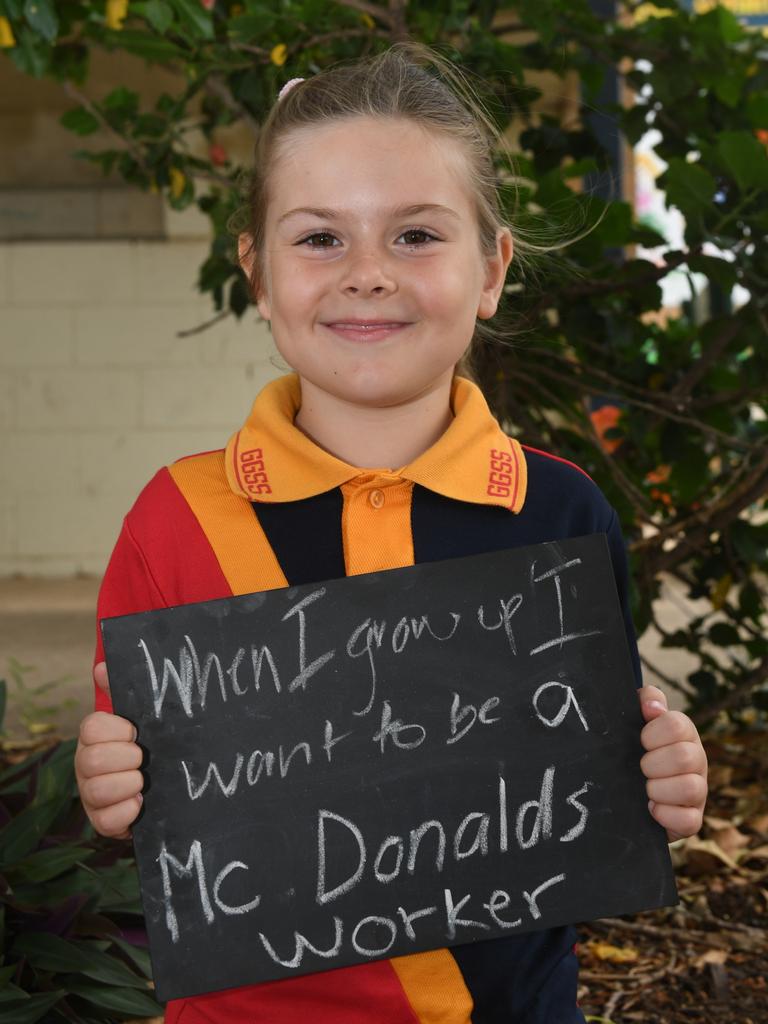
[339,472,473,1021]
[390,949,473,1024]
[168,451,288,596]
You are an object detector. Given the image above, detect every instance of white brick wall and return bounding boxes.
[1,239,278,577]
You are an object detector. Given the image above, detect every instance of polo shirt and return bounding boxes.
[95,373,639,1024]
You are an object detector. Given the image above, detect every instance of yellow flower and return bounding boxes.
[0,16,16,47]
[270,43,288,66]
[106,0,129,30]
[360,13,375,29]
[169,167,186,199]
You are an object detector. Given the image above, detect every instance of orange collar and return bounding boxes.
[225,374,527,512]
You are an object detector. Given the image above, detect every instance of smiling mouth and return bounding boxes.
[323,322,411,340]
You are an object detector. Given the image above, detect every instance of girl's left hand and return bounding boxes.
[639,685,708,843]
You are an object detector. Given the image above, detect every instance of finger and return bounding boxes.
[76,739,143,780]
[78,712,137,747]
[638,684,667,722]
[94,661,110,696]
[646,773,707,808]
[87,794,143,840]
[648,800,703,840]
[641,710,699,752]
[641,740,707,779]
[80,769,144,810]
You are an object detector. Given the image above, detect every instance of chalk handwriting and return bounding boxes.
[346,612,462,717]
[477,594,523,653]
[447,692,501,745]
[282,589,336,692]
[533,681,590,731]
[372,700,426,754]
[158,839,260,943]
[259,917,343,969]
[179,741,312,801]
[529,558,601,655]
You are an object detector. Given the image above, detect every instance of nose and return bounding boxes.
[338,248,397,297]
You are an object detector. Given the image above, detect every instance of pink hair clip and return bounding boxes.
[278,77,306,101]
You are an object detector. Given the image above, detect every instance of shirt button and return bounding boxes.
[369,489,385,509]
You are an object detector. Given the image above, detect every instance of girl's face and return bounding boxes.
[243,115,512,411]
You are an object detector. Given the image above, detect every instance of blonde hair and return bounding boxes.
[233,42,538,377]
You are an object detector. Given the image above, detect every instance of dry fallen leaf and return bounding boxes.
[676,836,744,875]
[585,940,639,964]
[741,844,768,863]
[704,814,734,831]
[694,948,729,970]
[712,825,751,859]
[708,763,734,788]
[746,812,768,836]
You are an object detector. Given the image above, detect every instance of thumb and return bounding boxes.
[94,661,111,696]
[639,684,667,723]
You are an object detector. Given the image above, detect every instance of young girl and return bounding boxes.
[75,43,707,1024]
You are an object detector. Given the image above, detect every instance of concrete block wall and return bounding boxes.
[1,237,280,577]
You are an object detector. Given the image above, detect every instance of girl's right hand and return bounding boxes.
[75,662,144,839]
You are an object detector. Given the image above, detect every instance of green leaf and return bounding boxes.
[687,255,737,291]
[0,964,17,987]
[0,983,30,1003]
[0,798,65,865]
[717,131,768,191]
[730,520,768,564]
[0,992,66,1024]
[227,11,275,41]
[8,25,49,77]
[12,933,149,989]
[662,158,716,215]
[105,28,183,62]
[103,85,139,115]
[0,0,24,19]
[10,844,93,883]
[168,0,213,40]
[714,74,741,108]
[59,107,100,135]
[63,980,162,1016]
[711,3,743,43]
[0,678,6,732]
[708,622,741,647]
[138,0,173,35]
[110,935,153,979]
[746,94,768,129]
[670,445,710,504]
[22,0,57,42]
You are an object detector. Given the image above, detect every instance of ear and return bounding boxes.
[238,232,271,320]
[477,227,514,320]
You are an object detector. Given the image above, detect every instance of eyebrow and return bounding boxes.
[276,203,461,227]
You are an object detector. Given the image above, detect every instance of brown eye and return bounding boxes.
[300,232,338,248]
[399,229,437,246]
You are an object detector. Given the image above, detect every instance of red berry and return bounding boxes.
[209,143,227,166]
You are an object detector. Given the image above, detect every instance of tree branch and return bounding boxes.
[692,655,768,728]
[524,359,757,453]
[204,75,260,137]
[635,449,768,576]
[333,0,395,30]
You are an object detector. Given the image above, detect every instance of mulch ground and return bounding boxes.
[577,730,768,1024]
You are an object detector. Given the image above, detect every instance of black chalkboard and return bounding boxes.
[102,533,677,1003]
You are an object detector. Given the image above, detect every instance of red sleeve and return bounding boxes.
[93,467,232,713]
[93,517,168,713]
